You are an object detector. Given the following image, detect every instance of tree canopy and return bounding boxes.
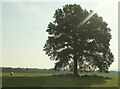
[43,4,114,75]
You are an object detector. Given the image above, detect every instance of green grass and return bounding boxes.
[2,73,119,87]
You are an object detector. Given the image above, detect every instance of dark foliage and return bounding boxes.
[43,4,114,75]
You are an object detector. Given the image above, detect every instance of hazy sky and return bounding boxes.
[2,1,118,71]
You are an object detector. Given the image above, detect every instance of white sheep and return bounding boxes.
[10,72,14,75]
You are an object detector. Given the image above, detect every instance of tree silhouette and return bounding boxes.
[43,4,114,76]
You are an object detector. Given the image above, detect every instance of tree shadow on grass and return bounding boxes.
[48,74,112,87]
[52,74,112,79]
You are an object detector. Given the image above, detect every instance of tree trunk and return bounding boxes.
[73,55,78,76]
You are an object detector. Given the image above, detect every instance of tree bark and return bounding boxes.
[73,55,78,76]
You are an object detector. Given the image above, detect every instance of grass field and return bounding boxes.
[2,73,119,87]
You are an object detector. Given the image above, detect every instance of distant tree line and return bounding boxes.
[1,67,71,74]
[1,67,118,75]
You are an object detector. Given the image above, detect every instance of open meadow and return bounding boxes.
[2,73,119,87]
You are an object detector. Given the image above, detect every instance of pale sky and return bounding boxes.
[1,0,119,71]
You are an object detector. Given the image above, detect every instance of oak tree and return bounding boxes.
[43,4,114,76]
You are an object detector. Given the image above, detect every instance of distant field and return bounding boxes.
[2,73,119,87]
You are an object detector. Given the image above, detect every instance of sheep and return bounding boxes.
[10,72,14,75]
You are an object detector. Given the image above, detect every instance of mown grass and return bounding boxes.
[2,73,119,87]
